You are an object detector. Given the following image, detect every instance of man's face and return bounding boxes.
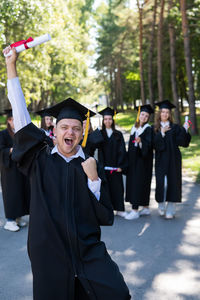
[55,119,83,157]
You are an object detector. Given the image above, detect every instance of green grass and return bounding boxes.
[116,110,200,183]
[116,111,137,132]
[181,136,200,183]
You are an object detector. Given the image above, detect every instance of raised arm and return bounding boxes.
[4,46,31,132]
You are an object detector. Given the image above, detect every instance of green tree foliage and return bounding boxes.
[94,0,200,133]
[95,0,136,109]
[0,0,94,111]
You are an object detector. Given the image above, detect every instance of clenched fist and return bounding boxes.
[81,157,98,181]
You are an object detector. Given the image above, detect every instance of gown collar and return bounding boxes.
[51,144,85,163]
[130,123,150,136]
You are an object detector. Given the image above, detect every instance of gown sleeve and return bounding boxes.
[117,132,128,171]
[140,126,153,157]
[0,132,12,169]
[175,125,191,147]
[12,123,47,176]
[7,77,47,175]
[89,163,114,226]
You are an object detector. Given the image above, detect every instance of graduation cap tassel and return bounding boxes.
[136,106,141,123]
[82,110,90,148]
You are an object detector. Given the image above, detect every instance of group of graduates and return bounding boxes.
[0,45,191,300]
[77,100,191,221]
[0,99,191,232]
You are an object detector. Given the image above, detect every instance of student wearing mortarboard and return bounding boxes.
[0,109,29,231]
[98,107,128,217]
[153,100,191,219]
[35,108,55,147]
[4,47,131,300]
[125,105,154,220]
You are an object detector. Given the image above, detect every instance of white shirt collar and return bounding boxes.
[42,128,51,136]
[51,144,85,163]
[130,123,150,136]
[161,121,170,127]
[106,128,113,138]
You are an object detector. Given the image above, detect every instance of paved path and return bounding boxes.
[0,126,200,299]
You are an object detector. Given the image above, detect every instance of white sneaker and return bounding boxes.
[139,208,150,216]
[4,221,20,232]
[16,218,27,227]
[125,210,140,220]
[165,213,174,219]
[158,208,165,216]
[115,211,127,217]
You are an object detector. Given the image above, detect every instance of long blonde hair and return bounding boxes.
[154,110,173,132]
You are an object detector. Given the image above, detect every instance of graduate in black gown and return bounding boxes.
[35,108,55,147]
[125,105,154,220]
[153,100,191,219]
[5,47,131,300]
[98,107,128,217]
[0,109,29,231]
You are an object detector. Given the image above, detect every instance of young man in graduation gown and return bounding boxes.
[4,47,131,300]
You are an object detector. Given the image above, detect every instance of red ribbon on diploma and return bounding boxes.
[10,37,34,49]
[132,138,136,144]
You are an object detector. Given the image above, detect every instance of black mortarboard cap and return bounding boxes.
[45,98,96,124]
[136,105,154,114]
[98,107,117,117]
[155,100,176,110]
[4,109,12,118]
[35,108,52,118]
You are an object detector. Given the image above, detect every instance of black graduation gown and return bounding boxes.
[82,129,104,157]
[153,123,191,203]
[98,129,128,211]
[126,126,153,209]
[12,123,131,300]
[0,129,29,219]
[41,129,55,147]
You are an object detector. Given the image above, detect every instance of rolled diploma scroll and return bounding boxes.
[4,34,51,57]
[104,166,118,171]
[185,116,188,122]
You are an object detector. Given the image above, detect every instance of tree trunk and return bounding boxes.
[117,61,124,111]
[137,0,146,105]
[180,0,198,134]
[113,69,118,110]
[157,0,165,101]
[168,0,180,124]
[109,67,114,107]
[148,0,157,108]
